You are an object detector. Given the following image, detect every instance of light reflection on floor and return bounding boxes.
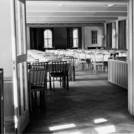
[94,118,108,124]
[95,125,116,134]
[49,123,76,131]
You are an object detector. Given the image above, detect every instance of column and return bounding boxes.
[112,22,116,49]
[103,23,107,47]
[26,27,30,50]
[115,20,119,49]
[81,27,85,49]
[128,0,134,115]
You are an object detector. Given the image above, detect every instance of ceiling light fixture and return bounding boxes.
[108,4,114,7]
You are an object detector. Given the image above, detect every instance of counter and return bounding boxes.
[108,59,128,89]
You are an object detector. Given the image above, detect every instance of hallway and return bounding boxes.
[24,70,134,134]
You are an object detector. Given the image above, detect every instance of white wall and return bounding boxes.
[0,0,13,77]
[0,0,14,117]
[83,26,104,49]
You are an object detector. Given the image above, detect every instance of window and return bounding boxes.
[73,28,79,48]
[44,29,52,48]
[91,31,98,44]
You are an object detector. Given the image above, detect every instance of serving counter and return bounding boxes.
[108,59,128,89]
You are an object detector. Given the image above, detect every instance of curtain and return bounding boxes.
[67,28,73,48]
[106,23,112,49]
[78,27,82,49]
[30,28,44,51]
[118,20,126,50]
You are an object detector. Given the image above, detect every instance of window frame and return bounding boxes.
[73,28,79,48]
[44,29,53,48]
[91,30,98,44]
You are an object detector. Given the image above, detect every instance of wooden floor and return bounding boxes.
[23,70,134,134]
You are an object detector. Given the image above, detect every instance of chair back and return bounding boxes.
[62,57,75,66]
[32,62,48,70]
[29,69,47,87]
[51,61,68,73]
[93,54,104,63]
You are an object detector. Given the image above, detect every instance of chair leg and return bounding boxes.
[62,76,66,89]
[60,77,62,87]
[40,91,46,112]
[34,92,38,107]
[66,75,69,90]
[31,92,35,109]
[40,91,42,109]
[29,91,32,112]
[49,75,52,90]
[73,66,75,81]
[53,76,55,89]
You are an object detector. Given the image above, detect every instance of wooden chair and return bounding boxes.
[49,61,69,90]
[28,69,47,112]
[32,62,48,70]
[62,56,76,81]
[92,53,104,72]
[27,62,32,69]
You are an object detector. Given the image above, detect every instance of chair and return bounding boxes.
[28,69,47,112]
[27,62,32,69]
[62,56,76,81]
[49,61,69,90]
[92,53,104,72]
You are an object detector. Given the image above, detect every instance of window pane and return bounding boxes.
[73,29,78,38]
[45,39,48,48]
[73,29,79,47]
[47,30,52,38]
[92,31,97,44]
[73,39,78,47]
[44,31,48,38]
[44,29,52,48]
[48,39,52,48]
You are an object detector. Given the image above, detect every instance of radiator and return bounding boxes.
[108,59,128,89]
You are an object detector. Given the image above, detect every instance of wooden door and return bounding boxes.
[11,0,29,133]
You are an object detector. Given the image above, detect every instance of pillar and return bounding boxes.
[82,27,85,49]
[104,23,107,47]
[112,22,116,49]
[128,0,134,115]
[115,20,119,49]
[27,27,31,50]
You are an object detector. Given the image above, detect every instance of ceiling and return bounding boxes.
[26,0,128,27]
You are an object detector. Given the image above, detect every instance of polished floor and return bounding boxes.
[24,70,134,134]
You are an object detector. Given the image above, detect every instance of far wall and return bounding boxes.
[82,26,104,49]
[28,26,104,50]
